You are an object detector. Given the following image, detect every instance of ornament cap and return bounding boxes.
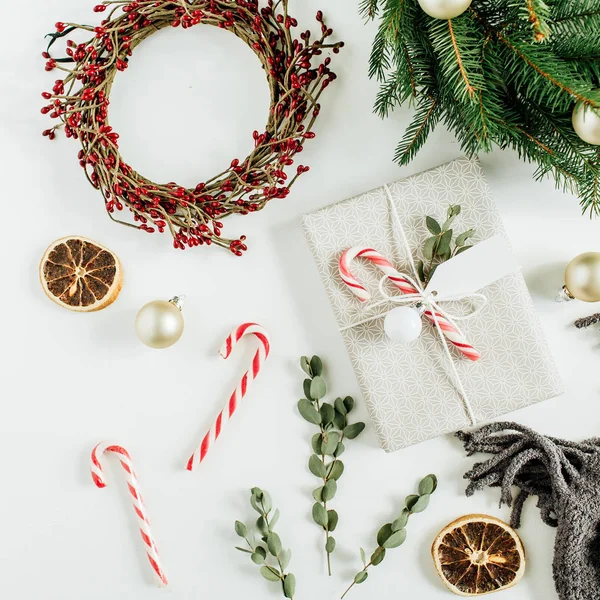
[555,285,574,303]
[169,295,186,311]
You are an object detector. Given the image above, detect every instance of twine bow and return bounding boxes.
[338,184,488,426]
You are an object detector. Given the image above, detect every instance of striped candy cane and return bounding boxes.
[91,443,168,586]
[339,247,481,361]
[186,323,271,471]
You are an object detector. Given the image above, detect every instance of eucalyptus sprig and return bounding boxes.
[234,487,296,599]
[417,205,475,286]
[340,474,438,599]
[298,356,366,576]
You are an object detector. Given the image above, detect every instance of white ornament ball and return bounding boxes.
[572,102,600,146]
[417,0,473,20]
[384,307,423,345]
[136,299,184,349]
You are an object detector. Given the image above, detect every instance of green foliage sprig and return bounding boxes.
[298,356,366,576]
[235,488,296,599]
[360,0,600,214]
[340,474,438,599]
[418,204,475,285]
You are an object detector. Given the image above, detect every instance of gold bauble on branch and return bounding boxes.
[560,253,600,302]
[416,0,473,20]
[572,102,600,146]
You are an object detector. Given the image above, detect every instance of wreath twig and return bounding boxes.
[41,0,343,255]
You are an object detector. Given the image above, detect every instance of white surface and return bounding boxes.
[2,2,599,599]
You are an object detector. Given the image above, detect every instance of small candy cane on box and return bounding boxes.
[91,442,168,586]
[186,323,271,471]
[339,246,481,361]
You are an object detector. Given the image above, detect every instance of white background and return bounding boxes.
[2,1,599,599]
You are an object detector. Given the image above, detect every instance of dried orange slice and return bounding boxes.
[432,514,525,596]
[40,236,122,312]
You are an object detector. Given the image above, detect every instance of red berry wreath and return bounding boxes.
[41,1,343,255]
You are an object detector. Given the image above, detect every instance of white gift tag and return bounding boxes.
[424,234,518,298]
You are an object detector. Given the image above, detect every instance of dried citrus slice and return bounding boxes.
[432,514,525,596]
[40,236,122,312]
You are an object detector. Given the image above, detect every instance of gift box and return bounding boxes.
[302,157,563,452]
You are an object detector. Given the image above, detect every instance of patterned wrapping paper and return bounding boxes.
[302,157,563,452]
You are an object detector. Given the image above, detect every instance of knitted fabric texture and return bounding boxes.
[457,422,600,600]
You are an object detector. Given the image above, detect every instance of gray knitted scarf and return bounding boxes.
[457,422,600,600]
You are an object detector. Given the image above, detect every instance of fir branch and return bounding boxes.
[498,33,600,109]
[394,96,440,165]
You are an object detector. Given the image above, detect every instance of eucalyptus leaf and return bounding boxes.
[343,396,355,413]
[334,397,347,416]
[448,204,461,218]
[310,356,323,377]
[411,494,430,513]
[310,376,327,400]
[280,548,292,570]
[326,536,336,553]
[283,573,296,598]
[309,454,326,478]
[405,494,420,511]
[426,216,441,235]
[456,245,473,255]
[322,431,340,455]
[360,547,366,565]
[377,523,393,546]
[235,546,253,553]
[442,216,455,230]
[300,356,312,377]
[322,479,337,501]
[437,229,453,256]
[251,546,267,564]
[344,422,365,439]
[456,229,475,247]
[327,509,339,532]
[333,411,346,430]
[417,259,426,282]
[392,508,410,532]
[269,509,280,530]
[312,502,328,527]
[256,516,269,535]
[423,236,438,260]
[235,521,247,537]
[260,566,281,582]
[371,546,386,566]
[383,528,407,549]
[320,403,335,426]
[267,532,282,557]
[418,474,438,495]
[354,571,368,584]
[250,493,262,513]
[334,442,345,457]
[261,491,272,513]
[327,460,344,481]
[312,486,324,502]
[298,399,321,425]
[303,378,312,400]
[312,433,323,454]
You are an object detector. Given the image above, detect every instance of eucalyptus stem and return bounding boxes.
[298,356,365,576]
[235,488,296,599]
[340,474,438,599]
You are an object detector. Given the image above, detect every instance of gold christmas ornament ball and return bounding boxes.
[135,297,184,349]
[565,252,600,303]
[572,102,600,146]
[417,0,473,20]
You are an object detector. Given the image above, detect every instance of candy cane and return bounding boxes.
[339,247,481,361]
[91,442,168,586]
[186,323,271,471]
